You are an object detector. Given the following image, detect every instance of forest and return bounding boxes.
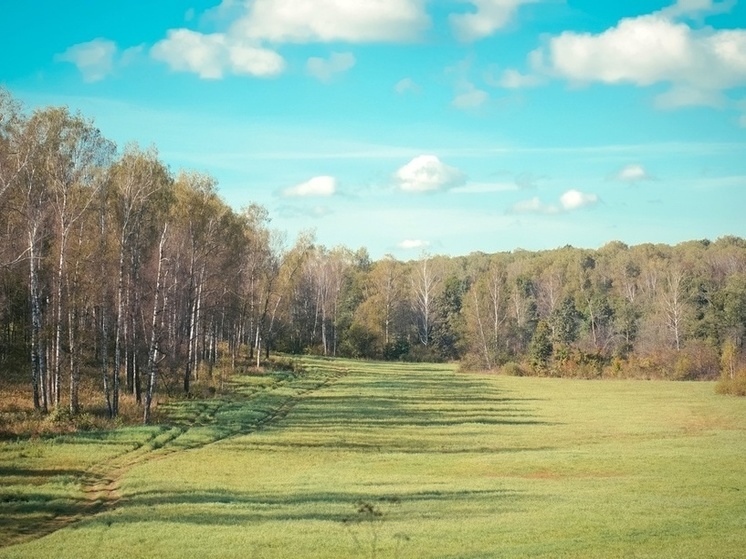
[2,89,746,427]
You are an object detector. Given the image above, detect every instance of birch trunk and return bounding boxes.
[144,224,168,424]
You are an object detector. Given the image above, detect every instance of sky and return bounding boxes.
[2,0,746,259]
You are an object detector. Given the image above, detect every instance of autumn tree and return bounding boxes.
[108,145,172,416]
[411,254,440,348]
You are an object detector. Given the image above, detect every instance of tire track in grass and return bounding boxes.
[84,363,349,507]
[0,361,348,549]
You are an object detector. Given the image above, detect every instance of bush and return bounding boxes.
[501,362,525,377]
[383,339,410,361]
[716,373,746,396]
[403,345,442,363]
[672,341,720,380]
[457,353,484,372]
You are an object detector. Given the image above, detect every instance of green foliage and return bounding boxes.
[382,339,410,361]
[339,323,379,359]
[550,297,579,345]
[528,320,553,373]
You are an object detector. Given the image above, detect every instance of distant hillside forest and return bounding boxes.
[2,90,745,424]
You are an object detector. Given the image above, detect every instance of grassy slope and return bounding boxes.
[1,358,745,558]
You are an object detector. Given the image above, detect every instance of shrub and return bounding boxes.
[383,339,410,361]
[457,353,484,373]
[716,370,746,396]
[403,345,441,363]
[672,341,720,380]
[501,362,525,377]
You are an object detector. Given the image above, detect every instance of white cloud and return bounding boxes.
[232,0,430,43]
[151,0,428,79]
[499,68,543,88]
[152,30,225,79]
[56,38,117,82]
[450,0,538,42]
[560,189,598,210]
[394,155,466,193]
[306,52,356,82]
[615,164,652,182]
[151,29,285,79]
[398,239,430,250]
[532,12,746,108]
[282,175,337,197]
[452,85,489,109]
[229,42,287,76]
[394,77,421,94]
[512,189,598,214]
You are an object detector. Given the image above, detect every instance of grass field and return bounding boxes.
[1,357,745,558]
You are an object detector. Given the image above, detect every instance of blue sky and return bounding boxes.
[2,0,745,258]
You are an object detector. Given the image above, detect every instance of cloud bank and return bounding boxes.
[501,1,746,115]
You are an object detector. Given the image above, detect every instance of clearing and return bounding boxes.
[1,357,745,558]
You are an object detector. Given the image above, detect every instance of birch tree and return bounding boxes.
[108,145,171,416]
[412,255,440,347]
[44,108,114,409]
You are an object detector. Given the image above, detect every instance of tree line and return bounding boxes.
[2,90,745,424]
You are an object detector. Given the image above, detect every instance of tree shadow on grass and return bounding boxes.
[0,483,103,546]
[77,486,530,528]
[0,361,555,549]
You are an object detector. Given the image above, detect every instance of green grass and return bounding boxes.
[1,357,745,558]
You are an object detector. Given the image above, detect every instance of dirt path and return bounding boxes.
[0,363,349,549]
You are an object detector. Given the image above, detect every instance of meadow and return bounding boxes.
[1,357,745,558]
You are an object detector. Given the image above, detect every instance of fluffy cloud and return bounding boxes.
[394,155,466,193]
[230,0,429,43]
[398,239,431,250]
[56,39,117,82]
[306,52,356,82]
[512,189,598,214]
[615,164,652,182]
[282,176,337,197]
[450,0,538,42]
[530,10,746,108]
[560,189,598,210]
[151,0,428,79]
[151,29,285,79]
